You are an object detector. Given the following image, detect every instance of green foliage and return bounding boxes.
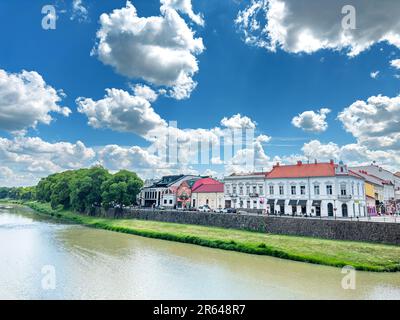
[1,166,143,213]
[0,186,36,201]
[101,170,143,209]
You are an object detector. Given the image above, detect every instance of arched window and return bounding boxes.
[327,203,334,217]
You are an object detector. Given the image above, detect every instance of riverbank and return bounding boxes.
[3,200,400,272]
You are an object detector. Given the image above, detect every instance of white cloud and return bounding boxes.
[160,0,204,26]
[71,0,88,22]
[292,108,331,133]
[220,114,257,129]
[0,69,70,132]
[370,71,380,79]
[301,140,400,172]
[132,84,159,102]
[338,95,400,150]
[0,136,95,186]
[93,1,204,100]
[76,88,167,139]
[236,0,400,56]
[390,59,400,69]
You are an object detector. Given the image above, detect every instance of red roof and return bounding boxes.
[191,177,224,193]
[191,177,220,191]
[267,162,335,179]
[192,183,224,193]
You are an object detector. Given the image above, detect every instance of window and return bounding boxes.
[246,185,250,195]
[253,186,257,194]
[340,183,347,196]
[279,185,284,195]
[300,185,306,195]
[269,185,274,195]
[291,185,296,195]
[314,185,320,195]
[259,186,264,195]
[232,186,237,194]
[226,185,230,194]
[164,199,167,204]
[239,186,243,195]
[169,199,173,204]
[326,185,333,195]
[351,183,354,195]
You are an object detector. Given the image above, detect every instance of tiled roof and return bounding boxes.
[191,177,221,191]
[192,183,224,193]
[267,162,335,179]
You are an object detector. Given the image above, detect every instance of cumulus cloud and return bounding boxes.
[292,108,331,133]
[0,136,95,186]
[338,95,400,150]
[132,84,159,102]
[301,140,400,172]
[0,69,70,132]
[220,114,257,129]
[236,0,400,56]
[76,88,167,139]
[160,0,204,26]
[93,1,204,100]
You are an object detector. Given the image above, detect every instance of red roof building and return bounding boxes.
[267,161,336,179]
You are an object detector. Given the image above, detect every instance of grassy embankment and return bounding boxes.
[2,200,400,272]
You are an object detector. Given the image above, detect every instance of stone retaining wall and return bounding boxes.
[96,208,400,245]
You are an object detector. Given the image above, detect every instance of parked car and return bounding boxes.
[222,208,236,214]
[199,205,212,212]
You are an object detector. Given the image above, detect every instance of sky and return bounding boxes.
[1,0,400,186]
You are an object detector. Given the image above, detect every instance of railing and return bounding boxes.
[249,193,259,198]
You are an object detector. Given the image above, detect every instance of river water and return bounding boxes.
[0,205,399,300]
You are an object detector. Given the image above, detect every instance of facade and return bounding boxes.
[223,173,267,211]
[139,175,200,208]
[352,167,397,214]
[264,161,366,217]
[191,178,224,210]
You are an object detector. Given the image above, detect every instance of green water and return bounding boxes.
[0,205,399,300]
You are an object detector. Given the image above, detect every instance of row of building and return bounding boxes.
[138,161,400,218]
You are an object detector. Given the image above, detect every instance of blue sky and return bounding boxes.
[1,0,400,185]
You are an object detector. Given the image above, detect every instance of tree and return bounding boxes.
[101,170,143,210]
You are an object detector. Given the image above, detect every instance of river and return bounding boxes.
[0,205,399,300]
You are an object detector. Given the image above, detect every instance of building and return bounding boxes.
[139,175,200,208]
[264,161,366,217]
[351,165,398,214]
[191,178,224,210]
[223,172,267,211]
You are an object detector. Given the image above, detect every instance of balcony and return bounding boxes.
[338,194,352,201]
[228,193,238,198]
[249,193,259,198]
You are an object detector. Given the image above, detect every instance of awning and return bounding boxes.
[288,200,298,206]
[298,200,308,206]
[312,200,322,206]
[276,199,285,206]
[267,199,275,205]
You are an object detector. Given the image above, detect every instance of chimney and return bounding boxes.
[297,161,302,166]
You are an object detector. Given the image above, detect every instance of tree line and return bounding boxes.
[0,166,143,213]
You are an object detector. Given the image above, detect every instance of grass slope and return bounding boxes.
[5,200,400,272]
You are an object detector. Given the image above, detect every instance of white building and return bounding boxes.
[139,175,199,208]
[224,172,267,211]
[223,161,367,217]
[352,165,400,202]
